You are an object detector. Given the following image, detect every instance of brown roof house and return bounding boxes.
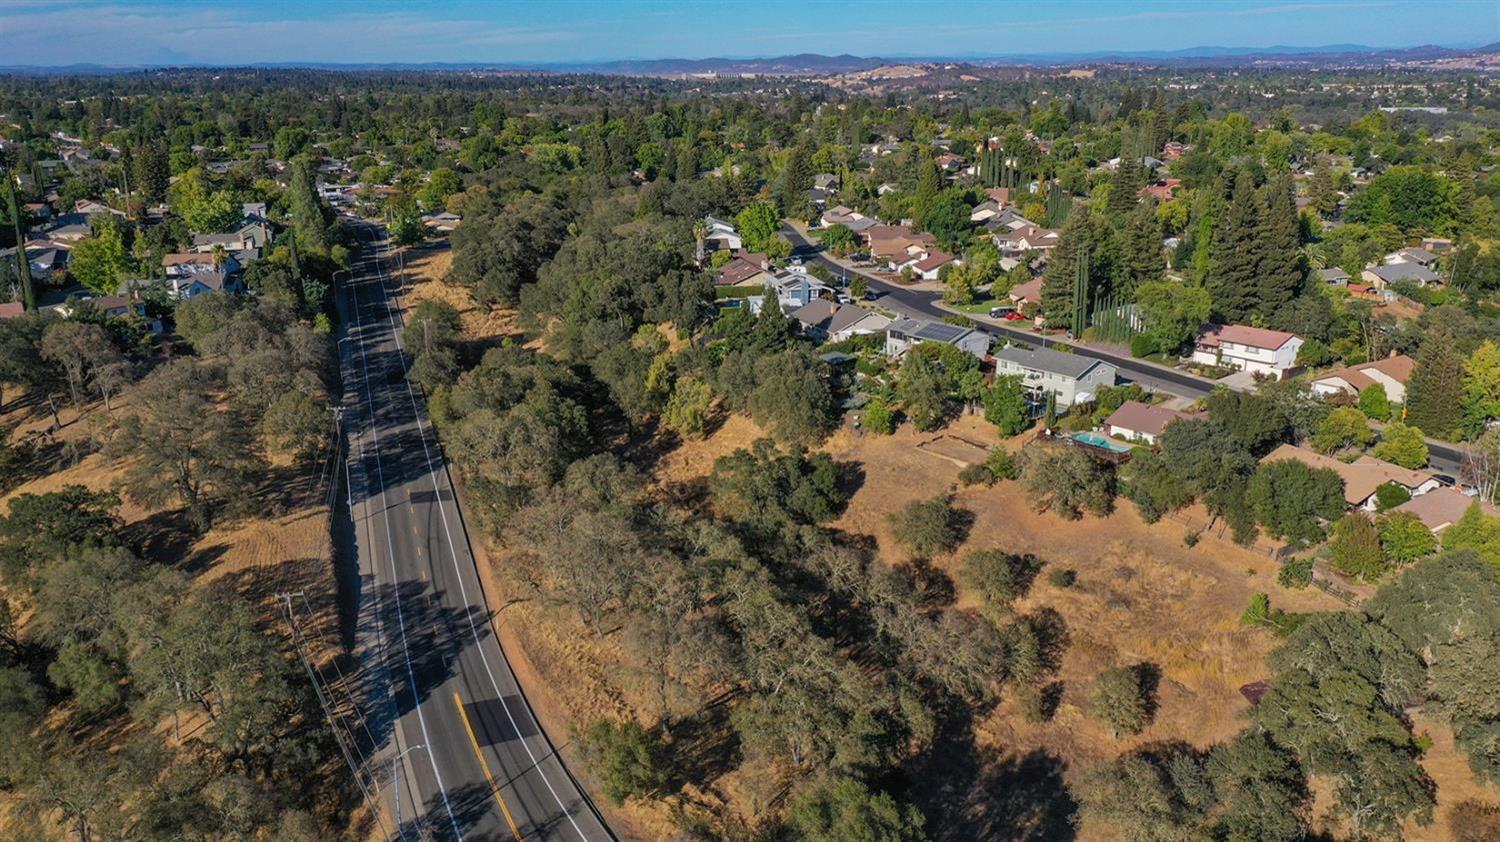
[1262,444,1441,511]
[1310,355,1415,404]
[1103,400,1191,445]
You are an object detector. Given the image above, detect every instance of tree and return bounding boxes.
[1309,157,1338,217]
[709,439,847,531]
[576,719,669,806]
[1077,748,1209,842]
[821,223,856,257]
[747,350,833,446]
[1206,389,1290,455]
[131,141,170,206]
[1088,665,1152,737]
[862,397,895,435]
[1441,503,1500,572]
[735,202,781,254]
[1462,340,1500,436]
[962,550,1040,615]
[1359,383,1391,421]
[1121,449,1192,523]
[1406,331,1466,439]
[108,361,261,531]
[69,225,131,294]
[1255,175,1306,318]
[41,321,117,408]
[983,375,1030,436]
[1206,171,1263,323]
[1016,440,1115,520]
[786,777,928,842]
[1206,732,1309,842]
[662,375,713,440]
[1118,202,1164,294]
[1134,280,1210,354]
[888,496,963,557]
[1373,421,1429,469]
[1346,165,1459,232]
[1312,406,1373,455]
[897,351,948,432]
[286,157,328,252]
[1378,511,1437,565]
[1330,511,1386,581]
[168,167,239,234]
[1246,460,1344,545]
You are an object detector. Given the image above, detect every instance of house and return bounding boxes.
[34,213,92,243]
[0,244,67,277]
[74,199,124,218]
[905,249,959,281]
[22,202,52,221]
[1310,354,1416,403]
[983,207,1036,232]
[813,173,840,192]
[993,224,1060,256]
[702,216,742,252]
[716,253,774,287]
[160,252,244,299]
[1262,444,1440,511]
[864,224,934,251]
[820,205,877,234]
[825,306,892,343]
[421,211,461,233]
[1008,277,1043,309]
[1103,400,1191,444]
[876,182,900,196]
[992,345,1117,407]
[789,299,841,341]
[985,187,1012,205]
[1192,324,1304,379]
[768,268,832,310]
[970,200,1004,224]
[1319,267,1351,286]
[1362,261,1441,288]
[1138,178,1181,201]
[1421,237,1453,253]
[191,220,273,253]
[1386,247,1439,268]
[885,318,991,360]
[1394,488,1497,533]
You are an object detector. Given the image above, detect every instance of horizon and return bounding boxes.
[3,0,1498,68]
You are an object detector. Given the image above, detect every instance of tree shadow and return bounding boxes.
[1133,662,1163,724]
[664,689,742,797]
[908,716,1078,841]
[121,507,200,568]
[1026,607,1071,674]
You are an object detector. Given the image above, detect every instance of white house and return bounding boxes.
[768,268,833,310]
[702,216,742,251]
[1192,324,1304,379]
[992,345,1117,407]
[1102,400,1191,445]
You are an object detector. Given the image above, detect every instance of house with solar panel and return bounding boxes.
[884,318,992,360]
[991,345,1117,407]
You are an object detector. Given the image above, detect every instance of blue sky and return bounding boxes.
[4,0,1497,66]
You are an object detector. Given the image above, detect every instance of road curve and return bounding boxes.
[336,222,613,842]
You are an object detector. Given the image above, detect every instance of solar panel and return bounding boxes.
[917,322,967,343]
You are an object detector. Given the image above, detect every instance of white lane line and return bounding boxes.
[367,232,594,841]
[348,240,465,841]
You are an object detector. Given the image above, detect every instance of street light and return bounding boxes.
[388,743,428,838]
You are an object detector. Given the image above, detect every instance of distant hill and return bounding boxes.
[2,43,1497,76]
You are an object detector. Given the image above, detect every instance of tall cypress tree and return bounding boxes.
[1405,331,1466,438]
[1206,170,1261,323]
[1254,175,1305,319]
[1108,150,1143,220]
[132,141,169,206]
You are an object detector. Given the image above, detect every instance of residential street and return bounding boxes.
[778,224,1468,478]
[336,222,612,842]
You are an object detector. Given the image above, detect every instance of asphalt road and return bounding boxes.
[780,225,1467,477]
[336,222,612,842]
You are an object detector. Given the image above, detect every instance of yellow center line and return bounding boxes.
[452,691,524,841]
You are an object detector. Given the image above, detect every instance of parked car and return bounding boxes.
[1003,311,1027,321]
[989,305,1015,318]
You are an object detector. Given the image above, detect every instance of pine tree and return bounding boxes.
[287,157,327,252]
[1118,202,1164,295]
[1254,175,1305,319]
[1310,158,1338,217]
[132,141,169,206]
[1405,331,1466,438]
[1206,170,1262,323]
[1108,151,1143,220]
[1040,209,1093,328]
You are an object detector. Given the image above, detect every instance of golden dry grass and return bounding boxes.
[399,244,522,343]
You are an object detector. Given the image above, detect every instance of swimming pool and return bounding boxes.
[1070,431,1133,453]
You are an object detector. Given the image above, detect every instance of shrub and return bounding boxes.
[958,463,993,487]
[984,448,1017,481]
[888,496,965,557]
[577,719,670,806]
[1373,482,1411,512]
[1047,567,1076,588]
[1330,511,1387,582]
[1130,333,1158,358]
[862,398,895,435]
[1087,665,1153,737]
[1278,557,1314,588]
[962,550,1041,612]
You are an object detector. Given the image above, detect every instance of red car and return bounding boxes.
[1003,311,1028,321]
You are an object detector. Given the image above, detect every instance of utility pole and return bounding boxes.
[2,164,34,310]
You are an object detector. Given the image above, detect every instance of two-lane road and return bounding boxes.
[337,222,611,841]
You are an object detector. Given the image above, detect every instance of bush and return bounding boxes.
[1130,333,1158,358]
[1278,557,1314,588]
[958,463,993,487]
[985,448,1017,481]
[1374,481,1412,511]
[1087,665,1153,737]
[577,719,670,806]
[1330,511,1387,582]
[1047,567,1076,588]
[888,496,966,557]
[862,398,895,435]
[962,550,1041,613]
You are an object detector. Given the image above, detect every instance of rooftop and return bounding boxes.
[992,344,1102,380]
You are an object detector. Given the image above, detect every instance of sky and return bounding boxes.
[3,0,1498,67]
